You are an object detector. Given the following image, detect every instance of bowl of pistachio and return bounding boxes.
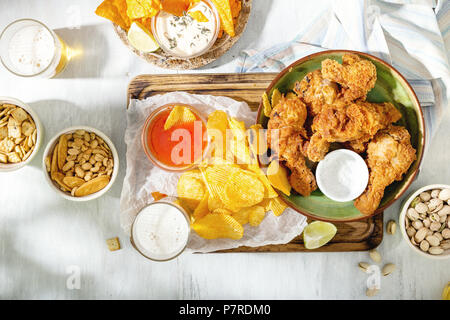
[400,184,450,259]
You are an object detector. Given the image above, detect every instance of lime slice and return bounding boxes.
[303,221,337,249]
[127,22,159,53]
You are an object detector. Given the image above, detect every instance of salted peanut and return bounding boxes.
[62,160,75,172]
[75,166,85,178]
[75,176,110,197]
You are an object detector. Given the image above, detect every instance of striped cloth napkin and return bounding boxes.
[236,0,449,148]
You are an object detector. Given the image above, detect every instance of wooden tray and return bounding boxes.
[127,73,383,252]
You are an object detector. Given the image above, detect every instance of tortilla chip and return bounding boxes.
[212,0,234,37]
[95,0,131,30]
[163,0,191,16]
[127,0,161,19]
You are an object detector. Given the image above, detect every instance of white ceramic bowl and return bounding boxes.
[0,96,43,172]
[42,126,119,201]
[316,149,369,202]
[399,184,450,260]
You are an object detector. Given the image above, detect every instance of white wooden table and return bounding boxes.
[0,0,449,300]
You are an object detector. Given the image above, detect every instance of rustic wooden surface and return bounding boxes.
[127,73,384,252]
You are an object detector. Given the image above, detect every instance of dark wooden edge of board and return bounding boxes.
[126,73,384,252]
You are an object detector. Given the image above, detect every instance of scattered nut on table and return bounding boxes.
[382,263,396,276]
[369,249,382,263]
[358,262,370,273]
[386,220,396,235]
[405,188,450,256]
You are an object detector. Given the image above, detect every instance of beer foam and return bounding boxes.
[8,25,55,75]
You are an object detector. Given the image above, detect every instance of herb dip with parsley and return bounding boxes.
[154,1,217,58]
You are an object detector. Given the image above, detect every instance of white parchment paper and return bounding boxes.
[120,92,307,253]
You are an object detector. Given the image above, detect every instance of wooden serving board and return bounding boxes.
[127,73,383,252]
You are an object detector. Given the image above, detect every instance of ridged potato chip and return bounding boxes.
[249,124,267,156]
[269,197,288,217]
[208,194,225,211]
[262,92,271,117]
[192,213,243,240]
[193,192,209,220]
[75,176,110,197]
[247,206,266,226]
[164,106,197,130]
[213,208,232,215]
[177,170,205,211]
[267,160,291,196]
[232,207,252,225]
[207,110,228,158]
[224,169,264,208]
[246,163,278,198]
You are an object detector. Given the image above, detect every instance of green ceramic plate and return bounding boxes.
[257,50,425,222]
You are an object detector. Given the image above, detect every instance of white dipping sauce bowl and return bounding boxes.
[316,149,369,202]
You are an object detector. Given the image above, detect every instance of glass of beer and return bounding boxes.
[0,19,69,78]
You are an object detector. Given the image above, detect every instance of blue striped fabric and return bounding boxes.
[237,0,449,154]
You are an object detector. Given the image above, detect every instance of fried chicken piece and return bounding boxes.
[307,101,402,162]
[267,98,317,196]
[354,126,416,215]
[321,54,377,102]
[294,70,339,116]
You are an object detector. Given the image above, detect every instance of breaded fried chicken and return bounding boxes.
[307,101,402,162]
[321,53,377,102]
[267,96,317,196]
[354,126,416,215]
[294,70,339,116]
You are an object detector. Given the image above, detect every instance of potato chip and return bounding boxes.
[224,169,264,208]
[213,208,232,215]
[267,160,291,196]
[189,10,209,22]
[164,106,197,130]
[192,213,243,240]
[269,197,288,217]
[63,176,86,189]
[271,89,282,108]
[249,124,267,156]
[246,163,278,198]
[57,135,68,171]
[75,176,111,197]
[177,170,205,211]
[258,198,271,211]
[193,192,209,220]
[211,0,235,37]
[203,165,236,202]
[151,191,167,201]
[247,205,265,226]
[208,194,225,211]
[207,110,228,158]
[96,0,131,30]
[262,92,271,117]
[232,207,251,225]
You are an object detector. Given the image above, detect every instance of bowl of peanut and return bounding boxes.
[400,184,450,260]
[42,126,119,201]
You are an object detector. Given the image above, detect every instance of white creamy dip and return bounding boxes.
[132,202,190,261]
[316,149,369,202]
[154,1,217,58]
[8,25,55,75]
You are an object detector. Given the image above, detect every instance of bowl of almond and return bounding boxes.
[42,126,119,201]
[400,184,450,260]
[0,97,42,171]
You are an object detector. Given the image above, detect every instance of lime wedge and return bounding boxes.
[127,22,159,53]
[303,221,337,249]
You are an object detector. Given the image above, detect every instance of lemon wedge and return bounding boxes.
[127,22,159,53]
[303,221,337,249]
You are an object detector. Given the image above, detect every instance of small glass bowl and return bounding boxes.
[141,104,210,172]
[130,197,191,262]
[151,0,221,59]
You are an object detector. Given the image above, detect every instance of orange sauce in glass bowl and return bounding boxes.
[142,104,208,171]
